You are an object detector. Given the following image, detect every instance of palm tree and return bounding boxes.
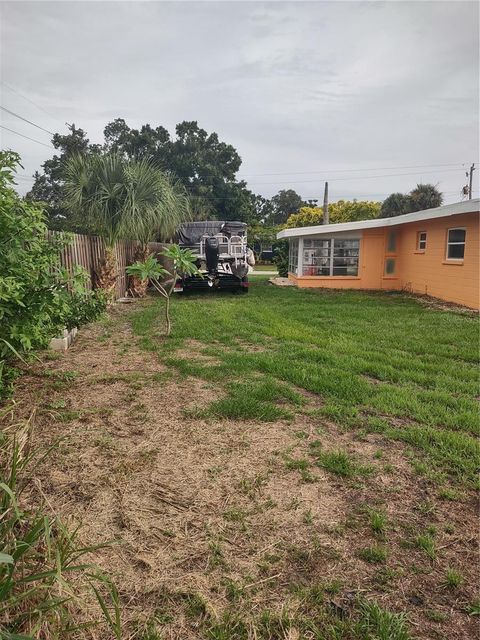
[408,184,443,212]
[63,153,190,296]
[380,193,412,218]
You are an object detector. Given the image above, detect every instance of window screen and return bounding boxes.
[385,258,396,275]
[446,229,466,260]
[417,232,427,250]
[302,238,359,276]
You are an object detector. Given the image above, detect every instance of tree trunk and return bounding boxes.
[130,244,150,297]
[97,245,118,301]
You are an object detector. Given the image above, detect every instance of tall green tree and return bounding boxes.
[380,184,443,218]
[286,200,380,228]
[29,119,259,225]
[380,193,412,218]
[63,153,190,296]
[26,124,101,232]
[268,189,305,224]
[408,183,443,211]
[104,119,257,222]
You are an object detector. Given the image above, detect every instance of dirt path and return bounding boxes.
[10,303,479,640]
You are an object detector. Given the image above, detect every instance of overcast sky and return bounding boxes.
[1,1,479,202]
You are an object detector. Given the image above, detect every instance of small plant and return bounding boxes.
[323,579,342,595]
[415,533,436,560]
[285,457,310,471]
[126,246,201,336]
[316,449,372,478]
[438,486,459,501]
[359,599,411,640]
[303,509,313,525]
[425,609,447,622]
[467,599,480,615]
[368,508,387,535]
[358,545,388,564]
[442,568,464,589]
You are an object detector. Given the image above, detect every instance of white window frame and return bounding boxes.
[301,237,360,276]
[446,227,466,261]
[417,231,427,251]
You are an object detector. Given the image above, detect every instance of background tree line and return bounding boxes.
[26,119,444,236]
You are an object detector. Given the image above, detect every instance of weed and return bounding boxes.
[182,592,207,619]
[303,509,313,525]
[425,609,447,622]
[323,579,342,595]
[415,501,436,515]
[466,599,480,615]
[415,533,436,560]
[442,569,464,589]
[208,541,226,568]
[300,468,317,483]
[358,545,388,564]
[438,486,459,501]
[285,457,310,471]
[358,599,411,640]
[316,450,373,478]
[223,508,247,523]
[368,508,387,535]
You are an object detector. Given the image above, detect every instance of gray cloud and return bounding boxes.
[1,1,478,202]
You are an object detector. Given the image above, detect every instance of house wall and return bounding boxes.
[396,212,479,309]
[288,210,479,309]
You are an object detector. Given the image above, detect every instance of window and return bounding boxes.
[288,239,299,274]
[385,258,396,275]
[446,228,466,260]
[417,231,427,251]
[302,238,359,276]
[387,230,397,252]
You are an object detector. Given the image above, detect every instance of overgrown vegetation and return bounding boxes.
[0,151,106,400]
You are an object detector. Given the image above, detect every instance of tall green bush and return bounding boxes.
[0,151,106,399]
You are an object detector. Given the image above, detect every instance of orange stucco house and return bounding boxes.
[277,199,479,309]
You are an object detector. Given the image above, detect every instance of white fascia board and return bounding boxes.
[277,199,480,240]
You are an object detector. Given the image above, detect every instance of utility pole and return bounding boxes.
[323,181,329,224]
[468,163,475,200]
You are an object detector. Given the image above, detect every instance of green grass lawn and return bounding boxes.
[132,279,479,488]
[16,280,478,639]
[251,264,278,271]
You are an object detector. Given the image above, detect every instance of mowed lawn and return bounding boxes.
[19,278,479,640]
[134,278,479,488]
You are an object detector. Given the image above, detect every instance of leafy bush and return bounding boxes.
[273,240,289,277]
[0,151,106,399]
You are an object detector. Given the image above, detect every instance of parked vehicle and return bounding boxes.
[174,221,254,293]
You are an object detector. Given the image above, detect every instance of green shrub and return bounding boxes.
[273,240,289,277]
[0,152,106,399]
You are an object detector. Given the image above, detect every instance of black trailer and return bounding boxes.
[174,221,254,293]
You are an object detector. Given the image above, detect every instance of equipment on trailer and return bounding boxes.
[174,221,254,293]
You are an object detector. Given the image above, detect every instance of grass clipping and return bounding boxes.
[0,406,121,640]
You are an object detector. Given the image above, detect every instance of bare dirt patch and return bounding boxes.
[7,303,479,640]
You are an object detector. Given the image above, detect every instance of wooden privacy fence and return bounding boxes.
[47,230,169,298]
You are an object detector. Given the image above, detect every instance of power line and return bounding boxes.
[185,188,470,202]
[0,106,54,135]
[0,125,54,149]
[1,81,61,126]
[237,162,470,178]
[246,168,465,186]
